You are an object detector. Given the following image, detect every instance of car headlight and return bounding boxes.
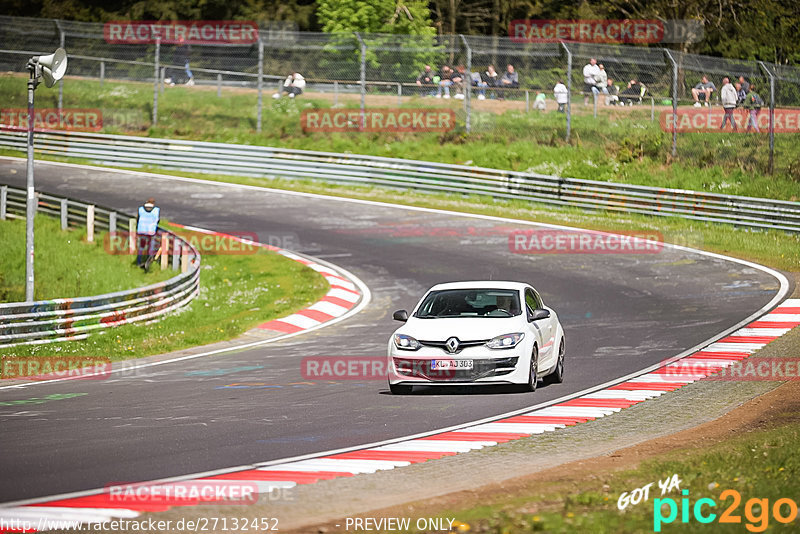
[393,334,421,351]
[486,332,524,349]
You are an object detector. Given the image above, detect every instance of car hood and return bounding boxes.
[398,316,524,342]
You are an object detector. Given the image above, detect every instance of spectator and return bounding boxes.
[583,58,600,105]
[720,77,737,131]
[691,76,716,107]
[533,91,546,111]
[166,38,193,86]
[594,64,609,102]
[273,72,305,99]
[738,75,750,94]
[605,78,620,106]
[436,65,455,99]
[735,82,747,106]
[452,65,467,100]
[136,197,160,271]
[553,79,568,112]
[744,82,764,133]
[620,79,641,106]
[416,65,436,96]
[499,64,519,99]
[480,64,498,99]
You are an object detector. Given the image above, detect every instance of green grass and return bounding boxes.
[408,418,800,533]
[0,216,172,302]
[0,224,329,360]
[2,74,799,201]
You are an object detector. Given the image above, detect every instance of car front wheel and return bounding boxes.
[522,345,538,392]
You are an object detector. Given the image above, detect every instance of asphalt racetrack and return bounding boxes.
[0,158,786,503]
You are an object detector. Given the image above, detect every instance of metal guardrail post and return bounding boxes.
[152,38,160,127]
[217,73,222,97]
[109,211,117,232]
[758,61,775,175]
[663,49,678,158]
[525,90,529,112]
[172,240,180,270]
[561,42,572,142]
[86,204,95,242]
[460,34,471,134]
[593,92,598,118]
[100,61,104,87]
[0,185,6,220]
[257,37,263,133]
[650,97,655,121]
[60,198,68,229]
[128,217,136,253]
[161,233,169,270]
[397,83,402,106]
[355,33,366,128]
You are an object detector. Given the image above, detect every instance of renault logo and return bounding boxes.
[445,337,460,354]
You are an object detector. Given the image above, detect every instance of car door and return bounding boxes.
[525,288,555,365]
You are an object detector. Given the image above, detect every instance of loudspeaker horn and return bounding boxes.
[35,48,67,88]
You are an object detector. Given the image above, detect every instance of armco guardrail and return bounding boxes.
[0,183,200,347]
[1,130,799,233]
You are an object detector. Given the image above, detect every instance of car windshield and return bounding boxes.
[414,289,522,318]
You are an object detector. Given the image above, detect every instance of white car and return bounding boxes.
[387,281,565,394]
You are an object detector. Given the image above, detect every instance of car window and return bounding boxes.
[415,289,522,318]
[524,289,537,313]
[532,289,544,309]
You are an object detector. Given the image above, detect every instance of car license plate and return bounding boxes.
[431,359,473,370]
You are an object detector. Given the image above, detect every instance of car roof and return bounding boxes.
[428,281,530,291]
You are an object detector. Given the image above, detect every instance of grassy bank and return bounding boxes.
[0,216,172,302]
[0,224,329,359]
[399,398,800,533]
[2,75,798,201]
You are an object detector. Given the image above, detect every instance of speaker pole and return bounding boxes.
[25,63,39,302]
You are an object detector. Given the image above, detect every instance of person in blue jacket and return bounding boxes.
[136,197,160,270]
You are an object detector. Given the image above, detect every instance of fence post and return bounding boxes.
[55,20,64,113]
[758,61,775,175]
[100,61,105,87]
[86,204,95,242]
[109,211,117,233]
[355,32,366,128]
[397,83,402,106]
[172,240,180,270]
[160,233,169,270]
[650,97,655,121]
[593,92,598,118]
[60,198,68,229]
[257,36,263,133]
[0,185,6,220]
[525,90,529,112]
[460,34,471,134]
[664,49,678,158]
[128,217,136,253]
[560,41,572,142]
[152,38,160,126]
[217,73,222,97]
[181,245,189,273]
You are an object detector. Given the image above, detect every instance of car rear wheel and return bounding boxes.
[544,337,565,385]
[522,345,538,392]
[389,383,413,395]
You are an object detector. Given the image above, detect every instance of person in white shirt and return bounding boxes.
[719,77,738,131]
[583,58,600,105]
[273,72,306,99]
[553,80,568,112]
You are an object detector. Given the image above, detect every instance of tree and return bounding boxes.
[317,0,434,35]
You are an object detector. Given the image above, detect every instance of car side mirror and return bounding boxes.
[393,309,409,322]
[528,308,551,322]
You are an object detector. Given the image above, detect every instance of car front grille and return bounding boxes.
[393,357,519,381]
